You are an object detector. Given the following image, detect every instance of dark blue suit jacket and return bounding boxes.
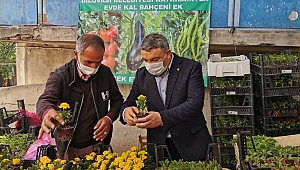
[120,53,212,161]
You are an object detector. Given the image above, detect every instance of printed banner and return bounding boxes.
[79,0,211,85]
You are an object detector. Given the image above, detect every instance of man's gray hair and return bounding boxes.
[140,33,169,52]
[76,34,105,56]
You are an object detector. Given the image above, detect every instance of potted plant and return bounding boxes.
[136,95,149,118]
[56,102,74,142]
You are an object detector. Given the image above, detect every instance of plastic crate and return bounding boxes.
[236,132,256,170]
[253,74,300,97]
[213,127,253,135]
[206,143,222,165]
[265,108,300,117]
[213,115,254,127]
[249,52,300,75]
[209,75,252,95]
[208,54,250,77]
[264,86,300,96]
[220,146,235,155]
[212,95,252,107]
[221,155,237,170]
[254,95,300,113]
[211,86,251,96]
[265,128,300,137]
[36,145,57,160]
[21,160,36,169]
[255,117,300,137]
[213,135,235,147]
[212,107,252,116]
[29,125,41,138]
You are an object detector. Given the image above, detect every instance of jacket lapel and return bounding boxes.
[165,54,181,108]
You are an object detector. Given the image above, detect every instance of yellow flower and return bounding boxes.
[40,156,51,165]
[85,155,94,161]
[93,162,99,167]
[74,157,80,162]
[102,150,110,156]
[138,150,147,155]
[119,162,126,168]
[136,95,148,114]
[137,95,146,101]
[96,155,104,162]
[58,102,70,109]
[56,102,72,124]
[53,158,62,164]
[136,161,144,168]
[130,146,137,152]
[100,163,107,170]
[40,164,46,169]
[57,168,63,170]
[47,163,55,170]
[130,152,137,158]
[12,158,21,165]
[141,154,147,161]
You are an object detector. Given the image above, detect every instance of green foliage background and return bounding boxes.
[78,11,210,75]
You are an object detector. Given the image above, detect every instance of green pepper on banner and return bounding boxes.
[78,0,211,86]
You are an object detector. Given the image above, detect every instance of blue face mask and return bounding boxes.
[77,55,100,75]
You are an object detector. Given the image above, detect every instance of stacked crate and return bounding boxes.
[208,54,255,169]
[250,51,300,137]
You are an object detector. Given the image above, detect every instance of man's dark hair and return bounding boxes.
[140,33,169,52]
[76,34,105,56]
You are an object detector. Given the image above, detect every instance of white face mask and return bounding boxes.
[145,55,168,76]
[77,55,100,76]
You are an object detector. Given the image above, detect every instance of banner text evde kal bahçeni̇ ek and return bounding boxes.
[79,0,211,85]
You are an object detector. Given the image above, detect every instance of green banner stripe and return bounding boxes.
[114,74,136,84]
[80,1,211,11]
[114,73,208,87]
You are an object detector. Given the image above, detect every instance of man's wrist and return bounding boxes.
[104,116,112,124]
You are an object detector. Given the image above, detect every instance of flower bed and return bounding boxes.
[0,144,221,170]
[0,132,222,169]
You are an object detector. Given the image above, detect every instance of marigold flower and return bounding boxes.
[136,95,148,115]
[89,152,96,157]
[96,155,104,162]
[47,163,55,170]
[86,155,94,161]
[12,158,21,165]
[56,102,72,124]
[102,150,110,156]
[58,102,70,109]
[137,95,146,101]
[74,157,80,162]
[40,156,51,165]
[100,163,107,170]
[131,146,137,152]
[93,162,99,167]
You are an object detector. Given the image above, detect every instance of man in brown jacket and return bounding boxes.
[36,34,123,160]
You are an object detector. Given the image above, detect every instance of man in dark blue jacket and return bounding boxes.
[120,33,212,161]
